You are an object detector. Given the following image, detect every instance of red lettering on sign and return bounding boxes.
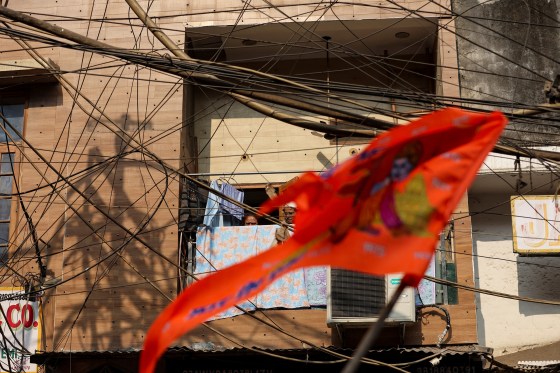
[7,304,21,328]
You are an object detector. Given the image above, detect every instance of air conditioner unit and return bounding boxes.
[327,269,416,326]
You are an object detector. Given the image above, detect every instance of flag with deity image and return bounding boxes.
[140,108,507,373]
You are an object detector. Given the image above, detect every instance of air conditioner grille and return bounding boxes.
[330,269,385,318]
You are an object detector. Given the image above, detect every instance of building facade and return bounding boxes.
[0,0,511,372]
[454,0,560,357]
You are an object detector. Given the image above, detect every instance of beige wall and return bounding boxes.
[186,1,451,27]
[194,89,368,185]
[193,52,435,185]
[1,0,186,351]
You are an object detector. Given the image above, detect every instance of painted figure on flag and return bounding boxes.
[332,140,432,239]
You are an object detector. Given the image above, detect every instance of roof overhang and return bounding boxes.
[32,345,489,372]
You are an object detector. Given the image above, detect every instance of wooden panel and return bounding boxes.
[181,309,331,349]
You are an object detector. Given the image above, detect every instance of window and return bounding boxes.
[435,222,458,305]
[0,153,14,264]
[0,103,25,265]
[0,104,24,142]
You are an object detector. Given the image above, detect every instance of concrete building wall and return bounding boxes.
[455,0,560,354]
[0,0,484,359]
[194,88,372,185]
[185,0,451,27]
[454,0,560,143]
[469,187,560,354]
[470,155,560,354]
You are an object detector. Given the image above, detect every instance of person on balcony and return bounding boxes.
[242,213,258,226]
[275,202,296,244]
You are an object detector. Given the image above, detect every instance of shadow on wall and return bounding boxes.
[517,255,560,316]
[55,115,168,350]
[86,111,153,132]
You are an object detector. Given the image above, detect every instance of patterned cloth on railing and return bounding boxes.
[195,226,327,320]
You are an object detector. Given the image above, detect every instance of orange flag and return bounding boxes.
[140,108,507,373]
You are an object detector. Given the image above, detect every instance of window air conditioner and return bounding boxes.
[327,269,416,326]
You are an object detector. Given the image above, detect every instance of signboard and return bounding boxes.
[511,195,560,255]
[0,288,41,373]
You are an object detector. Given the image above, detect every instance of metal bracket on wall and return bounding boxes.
[544,74,560,104]
[514,156,528,193]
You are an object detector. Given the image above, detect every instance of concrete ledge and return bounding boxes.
[0,58,59,85]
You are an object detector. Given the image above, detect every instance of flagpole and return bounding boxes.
[340,281,408,373]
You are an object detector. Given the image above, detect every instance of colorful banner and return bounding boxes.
[140,108,507,373]
[0,288,41,373]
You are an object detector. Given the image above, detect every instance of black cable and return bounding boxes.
[417,304,451,347]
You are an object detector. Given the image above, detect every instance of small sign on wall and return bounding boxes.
[0,288,41,373]
[511,195,560,255]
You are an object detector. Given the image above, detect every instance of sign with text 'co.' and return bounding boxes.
[0,288,41,373]
[511,195,560,255]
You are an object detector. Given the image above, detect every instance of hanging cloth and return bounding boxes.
[203,180,243,227]
[219,182,244,220]
[202,180,223,227]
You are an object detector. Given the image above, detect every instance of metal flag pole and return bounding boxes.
[341,281,408,373]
